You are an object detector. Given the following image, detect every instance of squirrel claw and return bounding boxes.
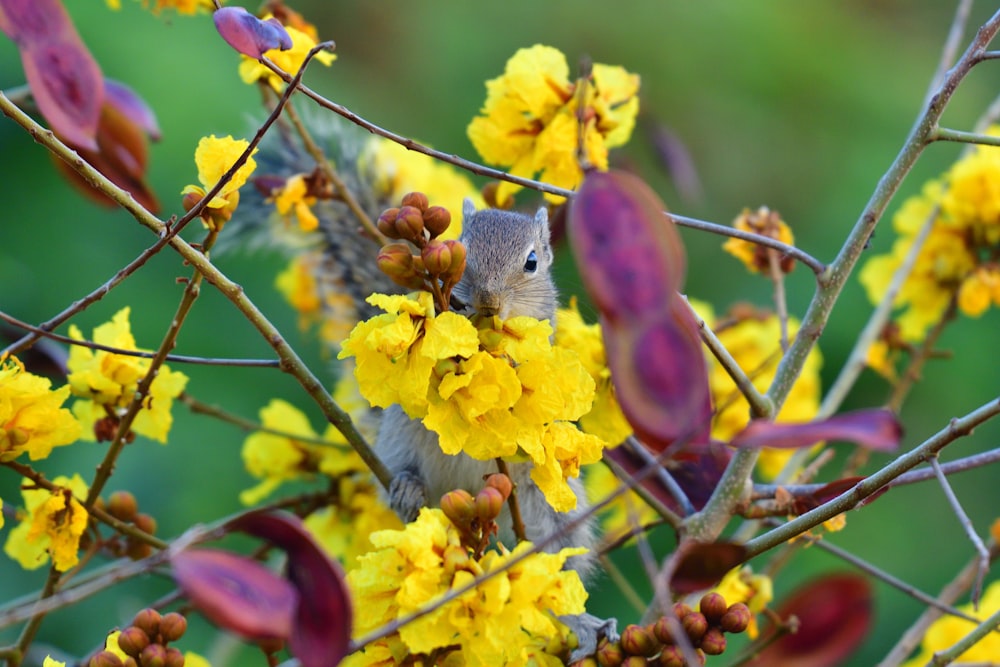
[388,470,429,523]
[563,612,619,663]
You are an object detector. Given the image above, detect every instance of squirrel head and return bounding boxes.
[453,198,557,322]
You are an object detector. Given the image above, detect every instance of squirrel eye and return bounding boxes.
[524,249,538,273]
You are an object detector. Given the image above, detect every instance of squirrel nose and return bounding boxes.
[474,293,503,318]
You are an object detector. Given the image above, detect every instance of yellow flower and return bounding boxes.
[67,308,188,443]
[710,566,773,640]
[184,652,212,667]
[722,207,796,274]
[276,252,323,330]
[4,474,89,571]
[272,173,319,232]
[0,356,81,462]
[555,299,632,445]
[239,399,363,505]
[363,137,484,240]
[106,0,212,12]
[346,508,587,667]
[901,579,1000,666]
[467,44,639,204]
[181,135,258,227]
[103,631,129,661]
[43,658,65,667]
[697,303,822,480]
[238,19,335,92]
[861,131,1000,341]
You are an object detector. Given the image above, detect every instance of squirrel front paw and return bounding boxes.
[388,470,429,523]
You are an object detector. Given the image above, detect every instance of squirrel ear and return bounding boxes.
[462,198,477,222]
[534,207,549,236]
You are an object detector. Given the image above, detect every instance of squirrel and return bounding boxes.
[375,199,597,578]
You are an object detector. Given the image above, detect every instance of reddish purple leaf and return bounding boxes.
[2,0,103,150]
[790,477,865,515]
[230,511,352,667]
[605,441,730,514]
[569,169,714,453]
[749,573,872,667]
[171,548,296,641]
[669,541,748,595]
[104,79,161,141]
[730,408,901,452]
[213,6,292,60]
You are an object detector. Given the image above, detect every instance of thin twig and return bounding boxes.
[930,456,990,608]
[494,458,527,543]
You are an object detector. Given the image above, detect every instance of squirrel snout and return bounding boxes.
[471,291,504,318]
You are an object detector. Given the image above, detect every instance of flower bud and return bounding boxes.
[377,207,400,238]
[421,240,452,276]
[401,191,429,211]
[652,615,675,645]
[620,657,647,667]
[570,659,599,667]
[107,491,138,522]
[159,612,187,642]
[596,638,624,667]
[126,541,153,561]
[655,645,684,667]
[181,191,203,213]
[442,240,466,283]
[88,651,125,667]
[699,592,728,624]
[394,206,426,244]
[131,608,161,638]
[484,473,513,501]
[134,513,157,536]
[620,623,658,657]
[440,489,476,528]
[681,611,708,644]
[164,647,185,667]
[475,486,506,521]
[700,627,726,655]
[433,358,460,378]
[719,602,751,634]
[140,643,167,667]
[377,243,425,290]
[423,205,452,238]
[117,626,150,657]
[672,602,692,620]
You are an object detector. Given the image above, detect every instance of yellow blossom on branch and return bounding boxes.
[272,173,320,231]
[901,579,1000,666]
[4,474,89,572]
[339,292,603,511]
[723,206,796,274]
[860,129,1000,343]
[181,135,258,230]
[467,44,639,204]
[238,16,335,91]
[344,508,587,667]
[67,307,188,443]
[0,356,81,462]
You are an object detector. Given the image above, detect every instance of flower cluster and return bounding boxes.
[338,291,604,511]
[861,132,1000,345]
[709,566,774,640]
[723,206,796,274]
[0,356,81,462]
[4,474,89,572]
[67,307,188,444]
[181,135,258,231]
[467,44,640,204]
[344,508,587,667]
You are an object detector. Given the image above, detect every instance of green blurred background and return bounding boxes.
[2,1,1000,664]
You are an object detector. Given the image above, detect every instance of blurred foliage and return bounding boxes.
[2,2,1000,664]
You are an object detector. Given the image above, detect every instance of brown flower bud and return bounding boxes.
[377,207,400,238]
[421,240,452,277]
[442,240,466,284]
[125,541,153,561]
[117,626,151,657]
[484,473,513,501]
[88,650,125,667]
[401,191,429,211]
[423,206,452,238]
[159,612,187,642]
[720,602,751,634]
[655,645,684,667]
[681,611,708,644]
[570,658,599,667]
[440,489,476,528]
[620,623,659,657]
[672,602,692,620]
[131,608,161,638]
[140,643,167,667]
[394,206,426,244]
[107,491,139,522]
[377,243,425,290]
[652,615,675,645]
[596,638,624,667]
[163,646,185,667]
[133,513,157,535]
[700,627,726,655]
[475,486,506,522]
[181,191,203,213]
[620,657,648,667]
[699,592,728,624]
